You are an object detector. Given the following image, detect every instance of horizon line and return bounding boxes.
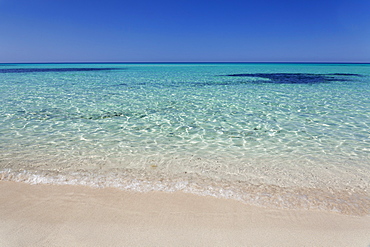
[1,61,370,65]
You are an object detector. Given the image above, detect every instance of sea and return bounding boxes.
[0,63,369,215]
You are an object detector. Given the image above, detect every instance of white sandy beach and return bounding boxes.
[0,181,369,247]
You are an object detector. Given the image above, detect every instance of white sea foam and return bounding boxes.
[1,167,369,215]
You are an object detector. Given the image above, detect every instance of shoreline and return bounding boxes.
[1,168,369,216]
[1,181,369,246]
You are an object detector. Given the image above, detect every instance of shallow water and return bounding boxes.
[1,63,369,214]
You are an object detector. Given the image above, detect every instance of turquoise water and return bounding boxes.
[1,63,369,214]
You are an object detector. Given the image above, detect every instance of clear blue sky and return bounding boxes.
[1,0,369,63]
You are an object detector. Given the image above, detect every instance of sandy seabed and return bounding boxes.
[0,181,369,247]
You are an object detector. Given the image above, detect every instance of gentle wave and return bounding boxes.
[1,168,369,216]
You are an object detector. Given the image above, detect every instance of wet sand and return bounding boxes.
[0,181,369,247]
